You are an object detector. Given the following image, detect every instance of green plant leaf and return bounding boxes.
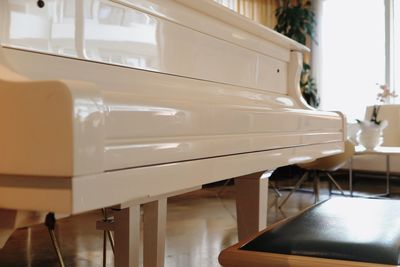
[275,0,319,107]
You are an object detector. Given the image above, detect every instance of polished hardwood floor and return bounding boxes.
[0,174,398,267]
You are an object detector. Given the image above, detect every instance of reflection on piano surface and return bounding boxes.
[0,0,345,266]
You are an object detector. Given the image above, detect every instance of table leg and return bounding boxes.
[386,155,391,196]
[349,157,353,197]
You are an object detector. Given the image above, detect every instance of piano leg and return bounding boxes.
[143,199,167,267]
[0,229,13,249]
[109,198,167,267]
[113,205,141,267]
[0,209,45,249]
[97,187,197,267]
[235,171,268,241]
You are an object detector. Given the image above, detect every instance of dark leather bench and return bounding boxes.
[219,198,400,267]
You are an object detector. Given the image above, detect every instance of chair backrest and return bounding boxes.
[298,140,355,171]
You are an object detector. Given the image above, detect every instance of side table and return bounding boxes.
[349,146,400,197]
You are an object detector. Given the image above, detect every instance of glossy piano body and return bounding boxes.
[0,0,345,253]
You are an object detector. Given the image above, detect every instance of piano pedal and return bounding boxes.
[97,208,116,267]
[44,212,65,267]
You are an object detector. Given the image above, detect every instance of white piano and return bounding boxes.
[0,0,345,266]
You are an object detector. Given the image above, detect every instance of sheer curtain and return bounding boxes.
[214,0,237,10]
[394,0,400,96]
[317,0,385,122]
[214,0,277,28]
[237,0,276,27]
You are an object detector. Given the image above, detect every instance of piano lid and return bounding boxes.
[0,0,304,93]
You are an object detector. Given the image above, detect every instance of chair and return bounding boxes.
[279,140,355,209]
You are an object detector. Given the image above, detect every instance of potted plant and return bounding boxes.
[355,85,396,149]
[356,106,387,150]
[274,0,319,108]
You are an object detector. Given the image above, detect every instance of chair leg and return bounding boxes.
[313,171,320,203]
[270,182,282,198]
[328,179,333,196]
[325,172,346,196]
[216,178,233,197]
[279,172,309,209]
[44,213,65,267]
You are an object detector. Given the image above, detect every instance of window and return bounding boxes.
[319,0,386,121]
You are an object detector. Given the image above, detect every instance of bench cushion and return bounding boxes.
[240,198,400,265]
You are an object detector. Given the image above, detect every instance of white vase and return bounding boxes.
[357,128,383,150]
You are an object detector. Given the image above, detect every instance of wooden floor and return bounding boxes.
[0,174,398,267]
